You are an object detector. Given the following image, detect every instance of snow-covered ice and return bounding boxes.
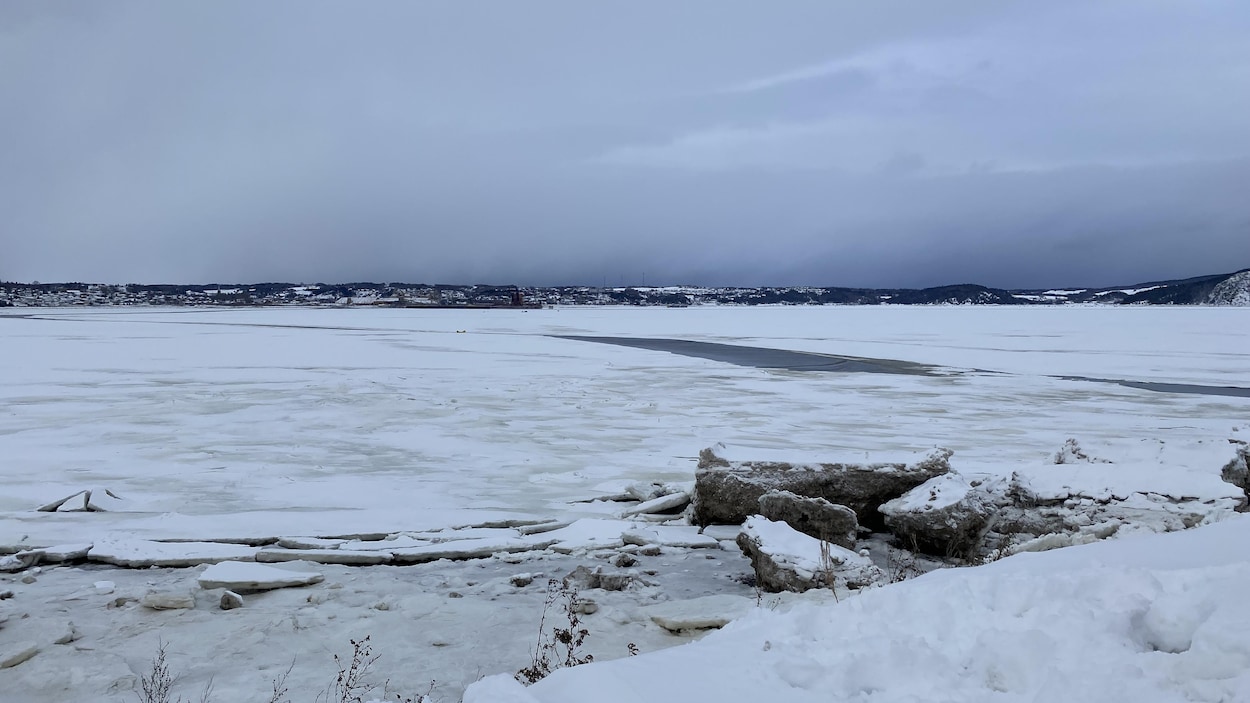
[1,305,1248,701]
[3,306,1246,548]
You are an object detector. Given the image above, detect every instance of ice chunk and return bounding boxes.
[622,526,720,549]
[644,594,755,632]
[197,561,324,591]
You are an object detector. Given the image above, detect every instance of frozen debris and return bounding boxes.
[255,548,393,566]
[141,591,196,610]
[630,512,686,524]
[564,565,634,592]
[197,561,324,591]
[620,480,693,502]
[757,490,858,549]
[0,641,38,669]
[1011,531,1102,554]
[570,598,598,615]
[620,491,691,517]
[644,594,755,632]
[87,539,259,568]
[621,526,720,549]
[219,590,244,610]
[276,536,345,550]
[1053,438,1111,464]
[52,622,81,644]
[880,473,1007,557]
[510,573,535,588]
[693,443,952,528]
[737,516,884,593]
[93,580,115,595]
[625,482,667,502]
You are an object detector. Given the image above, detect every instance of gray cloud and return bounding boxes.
[2,1,1248,287]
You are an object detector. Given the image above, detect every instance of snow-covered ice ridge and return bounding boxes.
[1,306,1248,701]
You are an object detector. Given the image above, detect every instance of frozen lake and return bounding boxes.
[2,305,1247,547]
[2,304,1248,702]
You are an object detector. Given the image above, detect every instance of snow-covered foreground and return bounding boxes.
[1,305,1247,701]
[471,515,1250,703]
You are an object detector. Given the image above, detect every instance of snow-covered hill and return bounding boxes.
[1207,270,1250,306]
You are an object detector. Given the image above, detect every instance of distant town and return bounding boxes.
[2,269,1248,308]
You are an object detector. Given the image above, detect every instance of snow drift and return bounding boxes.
[467,515,1250,703]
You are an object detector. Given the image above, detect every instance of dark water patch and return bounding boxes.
[1059,377,1250,399]
[555,336,938,375]
[558,335,1250,399]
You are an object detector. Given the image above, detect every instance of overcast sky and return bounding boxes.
[3,1,1249,288]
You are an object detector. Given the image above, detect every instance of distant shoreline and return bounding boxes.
[3,267,1249,308]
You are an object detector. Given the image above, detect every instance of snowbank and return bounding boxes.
[467,516,1250,703]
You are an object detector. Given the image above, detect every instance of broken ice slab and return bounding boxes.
[532,519,633,554]
[255,548,393,566]
[390,536,557,565]
[35,488,126,513]
[622,526,720,549]
[87,539,258,568]
[643,594,755,632]
[275,536,345,550]
[197,561,324,591]
[620,491,691,517]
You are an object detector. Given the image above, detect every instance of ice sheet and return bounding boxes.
[2,306,1246,548]
[1,306,1248,703]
